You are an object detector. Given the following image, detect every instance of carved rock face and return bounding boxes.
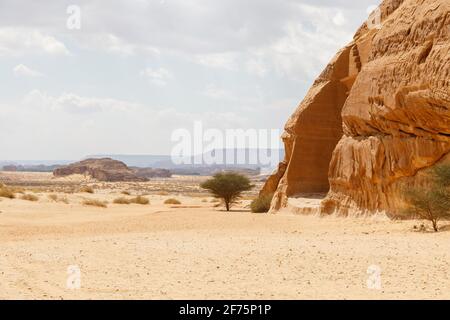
[262,0,450,215]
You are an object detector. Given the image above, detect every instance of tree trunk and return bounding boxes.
[225,201,230,211]
[432,219,439,232]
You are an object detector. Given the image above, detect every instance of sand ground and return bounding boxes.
[0,172,449,300]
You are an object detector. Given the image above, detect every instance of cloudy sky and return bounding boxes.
[0,0,380,160]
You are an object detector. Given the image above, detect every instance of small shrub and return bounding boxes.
[83,199,107,208]
[164,198,181,205]
[80,186,94,194]
[58,196,70,204]
[121,190,131,196]
[404,164,450,232]
[48,194,69,204]
[113,197,131,205]
[11,187,25,194]
[130,195,150,205]
[157,191,169,196]
[250,194,274,213]
[0,185,15,199]
[21,194,39,202]
[64,188,75,194]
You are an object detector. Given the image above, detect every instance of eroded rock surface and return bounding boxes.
[263,0,450,216]
[54,158,148,182]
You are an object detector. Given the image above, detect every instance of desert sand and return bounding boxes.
[0,172,449,300]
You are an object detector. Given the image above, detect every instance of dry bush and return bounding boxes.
[11,187,25,194]
[113,197,131,205]
[0,185,15,199]
[21,194,39,202]
[202,199,208,203]
[80,186,95,194]
[59,196,70,204]
[130,195,150,205]
[121,190,131,196]
[164,198,181,205]
[157,191,169,196]
[48,194,70,204]
[404,164,450,232]
[250,194,273,213]
[83,199,107,208]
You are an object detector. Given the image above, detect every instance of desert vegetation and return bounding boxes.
[82,199,108,208]
[113,195,150,205]
[250,194,273,213]
[130,195,150,205]
[48,194,69,204]
[80,186,95,194]
[0,183,16,199]
[164,198,181,205]
[113,197,132,205]
[21,194,39,202]
[201,172,253,211]
[404,164,450,232]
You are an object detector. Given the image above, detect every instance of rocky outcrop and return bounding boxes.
[262,0,450,216]
[54,158,148,182]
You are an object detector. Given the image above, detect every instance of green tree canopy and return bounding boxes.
[201,172,253,211]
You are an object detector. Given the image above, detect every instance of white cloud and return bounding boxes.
[332,11,347,26]
[0,27,69,56]
[203,84,234,100]
[245,56,268,77]
[140,67,173,86]
[22,90,141,113]
[193,52,238,70]
[0,0,381,159]
[13,64,43,78]
[0,90,248,159]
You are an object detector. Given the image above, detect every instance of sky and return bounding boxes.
[0,0,381,160]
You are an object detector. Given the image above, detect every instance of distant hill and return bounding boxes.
[88,148,284,170]
[84,154,171,168]
[1,149,284,176]
[0,160,74,172]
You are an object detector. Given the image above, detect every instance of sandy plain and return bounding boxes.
[0,172,449,300]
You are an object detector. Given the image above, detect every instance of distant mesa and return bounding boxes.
[53,158,149,182]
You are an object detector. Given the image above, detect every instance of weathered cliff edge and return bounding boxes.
[262,0,450,216]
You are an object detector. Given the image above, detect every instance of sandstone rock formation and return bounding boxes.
[54,158,148,182]
[262,0,450,216]
[132,167,172,179]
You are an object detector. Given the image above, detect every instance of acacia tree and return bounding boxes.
[201,172,253,211]
[405,164,450,232]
